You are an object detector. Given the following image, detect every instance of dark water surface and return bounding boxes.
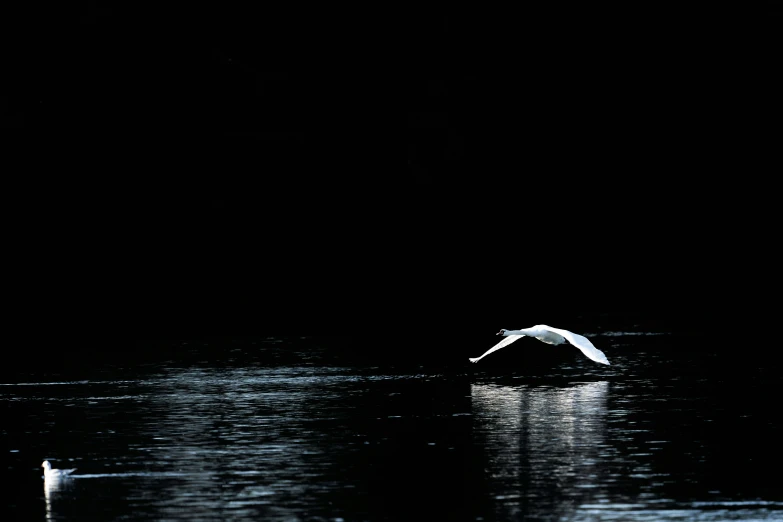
[2,333,782,521]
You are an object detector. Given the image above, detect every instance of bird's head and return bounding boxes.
[497,329,508,336]
[41,461,51,470]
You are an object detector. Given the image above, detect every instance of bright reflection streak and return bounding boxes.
[139,366,366,519]
[472,381,610,520]
[43,476,74,521]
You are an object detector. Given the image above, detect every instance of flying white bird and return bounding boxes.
[41,460,77,480]
[469,325,610,365]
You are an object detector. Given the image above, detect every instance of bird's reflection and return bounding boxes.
[43,476,74,521]
[471,381,610,520]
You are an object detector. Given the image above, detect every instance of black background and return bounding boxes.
[3,4,780,360]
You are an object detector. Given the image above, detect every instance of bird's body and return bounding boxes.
[469,325,610,365]
[41,460,77,480]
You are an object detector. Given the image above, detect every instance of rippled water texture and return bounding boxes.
[2,333,781,521]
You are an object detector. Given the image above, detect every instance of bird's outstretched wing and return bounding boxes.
[541,326,610,365]
[469,335,523,363]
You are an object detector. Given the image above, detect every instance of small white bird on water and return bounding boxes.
[41,460,77,480]
[469,325,610,365]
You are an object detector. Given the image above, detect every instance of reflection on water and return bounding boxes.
[2,337,783,521]
[137,367,373,520]
[44,476,75,521]
[472,381,610,520]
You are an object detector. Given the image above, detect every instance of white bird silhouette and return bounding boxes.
[469,325,610,365]
[41,460,77,480]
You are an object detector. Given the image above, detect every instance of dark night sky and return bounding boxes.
[4,5,779,352]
